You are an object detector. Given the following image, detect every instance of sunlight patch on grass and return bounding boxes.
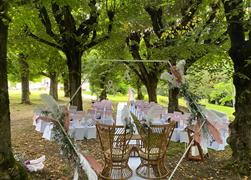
[9,90,69,104]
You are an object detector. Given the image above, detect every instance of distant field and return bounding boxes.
[9,90,235,120]
[9,90,69,104]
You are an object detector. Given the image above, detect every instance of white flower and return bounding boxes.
[160,71,179,87]
[176,60,186,84]
[161,60,186,87]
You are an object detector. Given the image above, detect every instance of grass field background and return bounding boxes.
[9,90,235,120]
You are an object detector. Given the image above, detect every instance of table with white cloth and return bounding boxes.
[67,109,115,140]
[33,111,97,141]
[68,118,96,140]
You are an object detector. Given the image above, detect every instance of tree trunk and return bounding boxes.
[49,72,58,101]
[228,68,251,175]
[227,50,251,175]
[99,77,107,101]
[0,11,13,178]
[145,78,158,103]
[136,85,144,100]
[168,87,179,113]
[99,88,107,101]
[19,54,31,104]
[0,4,28,178]
[66,50,83,110]
[62,73,70,97]
[222,0,251,175]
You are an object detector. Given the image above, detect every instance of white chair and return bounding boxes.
[35,119,42,132]
[42,123,54,140]
[35,119,50,133]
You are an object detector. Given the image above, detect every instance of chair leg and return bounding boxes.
[100,161,133,180]
[136,159,169,179]
[99,164,112,180]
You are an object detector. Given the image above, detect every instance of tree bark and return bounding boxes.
[168,87,179,113]
[0,9,13,178]
[0,2,28,178]
[66,51,83,110]
[49,72,58,101]
[222,0,251,175]
[136,85,144,100]
[99,88,107,101]
[145,77,158,103]
[99,76,107,101]
[229,65,251,175]
[19,54,30,104]
[62,73,70,97]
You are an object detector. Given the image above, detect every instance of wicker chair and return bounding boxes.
[131,113,175,179]
[96,122,133,180]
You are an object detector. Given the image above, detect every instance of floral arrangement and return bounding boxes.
[161,60,222,150]
[161,60,205,120]
[36,94,83,178]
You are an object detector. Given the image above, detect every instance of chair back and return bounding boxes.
[131,113,175,159]
[145,122,175,155]
[96,123,133,162]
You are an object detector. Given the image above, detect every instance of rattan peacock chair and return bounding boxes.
[96,122,133,180]
[131,113,175,179]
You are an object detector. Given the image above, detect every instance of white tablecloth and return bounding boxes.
[68,120,96,140]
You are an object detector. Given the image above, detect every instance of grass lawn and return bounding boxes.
[9,90,69,104]
[9,90,235,120]
[178,98,235,120]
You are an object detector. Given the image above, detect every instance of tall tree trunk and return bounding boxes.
[223,0,251,175]
[168,87,179,113]
[62,73,70,97]
[99,88,107,101]
[229,66,251,175]
[145,78,158,103]
[49,72,58,101]
[136,85,144,100]
[66,50,83,110]
[19,54,30,104]
[0,9,13,178]
[99,77,107,101]
[0,3,28,178]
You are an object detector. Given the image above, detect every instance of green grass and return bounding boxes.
[9,90,234,120]
[107,94,129,102]
[9,90,69,104]
[200,99,234,120]
[178,98,234,120]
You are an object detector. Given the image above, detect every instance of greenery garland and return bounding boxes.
[38,94,83,178]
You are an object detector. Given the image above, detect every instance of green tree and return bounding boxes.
[18,53,30,104]
[33,45,66,101]
[25,0,115,110]
[186,53,233,99]
[8,5,43,104]
[8,17,32,104]
[0,1,28,178]
[124,0,224,109]
[222,0,251,175]
[8,52,31,104]
[85,50,128,100]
